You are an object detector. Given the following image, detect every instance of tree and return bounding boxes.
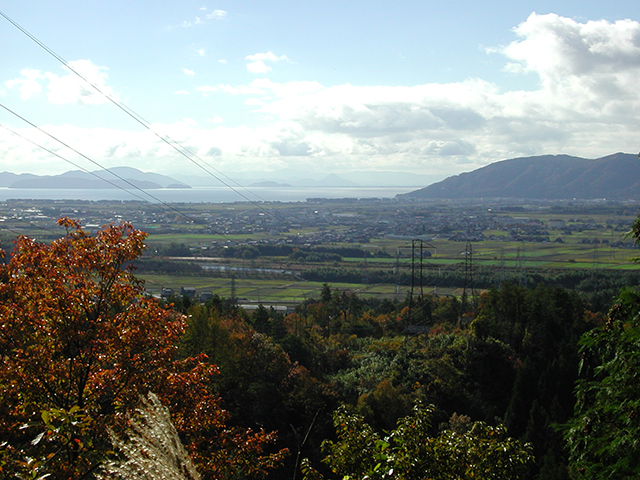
[321,284,332,304]
[563,287,640,478]
[0,219,284,479]
[302,403,533,480]
[180,302,330,477]
[562,215,640,479]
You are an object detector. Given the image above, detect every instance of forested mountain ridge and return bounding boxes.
[403,152,640,200]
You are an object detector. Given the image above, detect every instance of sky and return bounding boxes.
[0,1,639,181]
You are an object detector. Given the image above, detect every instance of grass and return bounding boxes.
[140,230,640,304]
[11,199,632,304]
[139,273,420,303]
[147,233,259,243]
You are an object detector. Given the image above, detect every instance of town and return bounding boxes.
[1,196,637,305]
[0,196,635,247]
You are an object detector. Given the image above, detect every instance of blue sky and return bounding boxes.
[1,1,639,180]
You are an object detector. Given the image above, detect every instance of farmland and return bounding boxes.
[1,196,638,307]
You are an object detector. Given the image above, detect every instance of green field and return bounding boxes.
[3,198,639,304]
[139,228,640,304]
[141,274,411,304]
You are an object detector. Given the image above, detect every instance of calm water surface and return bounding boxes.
[0,186,418,203]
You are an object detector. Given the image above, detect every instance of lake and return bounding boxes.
[0,186,419,203]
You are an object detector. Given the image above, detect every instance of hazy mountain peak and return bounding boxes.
[3,167,190,190]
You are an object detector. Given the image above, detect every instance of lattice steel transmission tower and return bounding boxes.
[462,241,475,311]
[516,243,527,287]
[397,240,436,319]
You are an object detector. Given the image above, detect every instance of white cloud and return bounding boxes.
[196,48,206,56]
[246,52,290,62]
[245,98,265,106]
[504,14,640,77]
[206,10,227,20]
[6,60,119,106]
[220,14,639,168]
[5,14,640,177]
[246,80,501,139]
[501,13,640,110]
[46,60,119,105]
[180,9,227,27]
[181,17,204,28]
[5,69,43,99]
[183,68,195,76]
[422,139,476,156]
[196,85,218,95]
[245,51,290,74]
[247,61,271,74]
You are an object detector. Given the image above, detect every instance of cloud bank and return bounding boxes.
[2,13,640,176]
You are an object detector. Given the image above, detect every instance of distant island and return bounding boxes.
[0,167,190,190]
[249,181,293,188]
[401,153,640,200]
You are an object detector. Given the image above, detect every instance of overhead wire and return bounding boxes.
[0,221,54,238]
[0,114,263,249]
[0,104,203,226]
[0,8,294,254]
[0,9,279,221]
[0,124,60,237]
[0,120,160,205]
[0,9,418,300]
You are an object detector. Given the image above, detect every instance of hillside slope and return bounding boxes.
[403,153,640,200]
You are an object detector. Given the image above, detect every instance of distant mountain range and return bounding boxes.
[402,153,640,200]
[0,167,427,190]
[0,167,190,189]
[174,170,441,188]
[247,174,356,188]
[8,154,638,199]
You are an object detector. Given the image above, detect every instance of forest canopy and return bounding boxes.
[0,216,639,479]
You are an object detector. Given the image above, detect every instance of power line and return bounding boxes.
[0,122,155,204]
[0,114,262,249]
[1,102,290,253]
[0,105,202,226]
[0,9,279,220]
[0,8,290,247]
[0,222,52,238]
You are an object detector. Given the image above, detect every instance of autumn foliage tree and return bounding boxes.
[0,219,284,479]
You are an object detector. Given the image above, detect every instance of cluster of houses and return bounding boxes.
[160,286,215,303]
[0,198,632,250]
